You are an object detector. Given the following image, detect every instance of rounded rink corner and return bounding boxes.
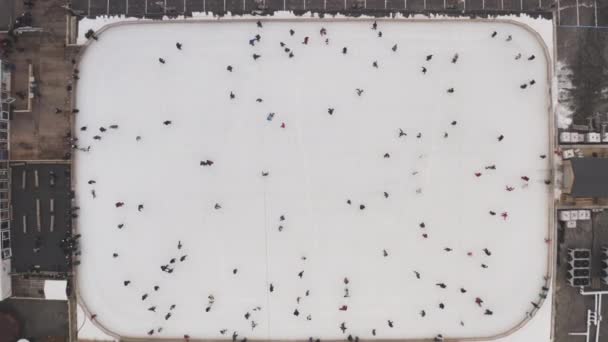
[73,15,556,342]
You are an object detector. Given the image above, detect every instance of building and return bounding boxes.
[563,158,608,198]
[0,59,11,300]
[0,0,13,33]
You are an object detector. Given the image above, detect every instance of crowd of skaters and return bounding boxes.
[73,20,554,342]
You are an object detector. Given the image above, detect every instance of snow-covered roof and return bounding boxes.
[44,280,67,300]
[0,258,11,300]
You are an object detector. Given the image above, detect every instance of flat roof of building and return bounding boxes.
[570,158,608,198]
[0,0,13,32]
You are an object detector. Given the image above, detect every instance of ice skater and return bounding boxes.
[436,283,447,288]
[528,54,535,60]
[505,185,514,191]
[521,176,530,181]
[414,270,421,279]
[392,44,397,52]
[343,47,348,54]
[302,37,309,44]
[138,204,144,212]
[328,108,334,115]
[356,88,364,96]
[398,128,407,137]
[257,20,262,28]
[388,320,394,328]
[320,27,327,35]
[447,88,454,93]
[422,66,427,74]
[253,54,261,60]
[491,31,497,38]
[227,65,233,72]
[372,21,377,30]
[484,309,493,315]
[452,53,459,63]
[426,54,433,61]
[483,248,492,256]
[485,165,496,170]
[475,297,483,306]
[159,58,166,64]
[115,202,124,208]
[498,134,504,141]
[176,42,182,50]
[163,120,172,126]
[230,91,236,99]
[372,61,378,68]
[474,172,482,177]
[289,29,295,36]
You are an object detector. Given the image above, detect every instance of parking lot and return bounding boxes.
[66,0,608,27]
[68,0,553,17]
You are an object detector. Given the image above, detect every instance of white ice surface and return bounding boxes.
[77,303,118,341]
[75,19,552,340]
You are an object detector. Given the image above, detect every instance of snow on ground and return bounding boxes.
[74,19,552,341]
[556,61,574,129]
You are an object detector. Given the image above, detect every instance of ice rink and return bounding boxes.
[74,19,552,340]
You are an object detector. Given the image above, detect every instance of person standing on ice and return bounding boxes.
[302,37,309,45]
[475,297,483,306]
[176,42,182,50]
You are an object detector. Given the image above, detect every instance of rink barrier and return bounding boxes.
[71,16,555,342]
